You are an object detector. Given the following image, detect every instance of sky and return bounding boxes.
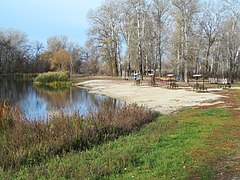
[0,0,103,45]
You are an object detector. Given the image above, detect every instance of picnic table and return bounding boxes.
[193,83,207,91]
[209,78,231,88]
[217,78,231,88]
[166,74,178,89]
[192,74,207,92]
[218,83,231,88]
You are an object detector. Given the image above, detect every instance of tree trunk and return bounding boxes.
[114,42,118,76]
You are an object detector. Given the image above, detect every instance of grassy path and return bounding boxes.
[213,90,240,179]
[1,90,240,179]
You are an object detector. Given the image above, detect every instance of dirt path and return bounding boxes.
[76,80,223,115]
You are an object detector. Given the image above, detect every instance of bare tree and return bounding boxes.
[85,0,240,80]
[0,28,29,74]
[87,0,123,76]
[199,1,222,75]
[151,0,170,77]
[171,0,200,82]
[221,0,240,80]
[67,42,86,77]
[47,35,68,52]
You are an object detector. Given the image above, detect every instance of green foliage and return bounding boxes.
[34,71,69,84]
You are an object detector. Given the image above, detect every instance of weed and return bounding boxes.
[0,101,158,171]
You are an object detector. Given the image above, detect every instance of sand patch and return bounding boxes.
[76,80,223,114]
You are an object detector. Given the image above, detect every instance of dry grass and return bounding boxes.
[0,101,158,171]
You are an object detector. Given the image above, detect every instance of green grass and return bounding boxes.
[34,71,69,83]
[1,108,232,179]
[34,71,71,88]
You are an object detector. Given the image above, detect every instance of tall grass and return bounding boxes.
[14,73,38,80]
[34,71,69,84]
[0,73,38,80]
[0,101,20,132]
[0,101,158,171]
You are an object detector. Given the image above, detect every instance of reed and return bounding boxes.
[34,71,69,84]
[0,101,158,171]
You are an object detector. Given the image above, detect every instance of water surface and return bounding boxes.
[0,79,122,120]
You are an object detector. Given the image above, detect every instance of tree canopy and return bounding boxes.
[1,0,240,81]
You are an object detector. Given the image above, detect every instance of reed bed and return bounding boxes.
[0,100,158,171]
[34,71,69,84]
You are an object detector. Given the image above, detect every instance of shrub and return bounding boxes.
[0,101,159,171]
[34,71,69,84]
[0,101,20,132]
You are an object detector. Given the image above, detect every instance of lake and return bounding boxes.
[0,79,122,120]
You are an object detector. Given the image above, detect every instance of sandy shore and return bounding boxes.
[76,80,223,114]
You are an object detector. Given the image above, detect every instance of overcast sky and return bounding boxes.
[0,0,103,45]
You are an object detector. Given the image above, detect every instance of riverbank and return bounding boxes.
[76,80,223,114]
[2,101,239,179]
[0,101,157,172]
[1,79,240,179]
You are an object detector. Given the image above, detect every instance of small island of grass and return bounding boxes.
[34,71,72,88]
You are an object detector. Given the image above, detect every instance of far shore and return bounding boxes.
[76,79,224,114]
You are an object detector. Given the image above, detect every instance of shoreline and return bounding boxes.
[76,80,224,114]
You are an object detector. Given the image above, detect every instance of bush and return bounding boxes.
[0,101,159,171]
[34,71,69,84]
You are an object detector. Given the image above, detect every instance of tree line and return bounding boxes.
[87,0,240,81]
[0,29,92,76]
[1,0,240,81]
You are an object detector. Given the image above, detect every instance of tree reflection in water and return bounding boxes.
[0,79,123,120]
